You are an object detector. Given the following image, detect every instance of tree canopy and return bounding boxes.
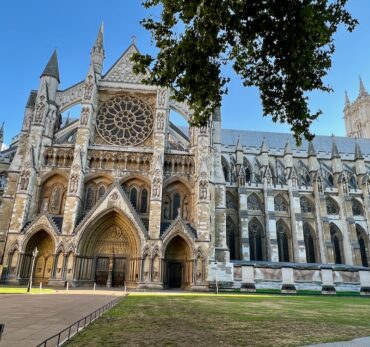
[132,0,357,144]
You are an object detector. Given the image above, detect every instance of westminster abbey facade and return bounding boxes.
[1,25,370,291]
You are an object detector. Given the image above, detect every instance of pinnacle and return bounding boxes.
[307,142,316,156]
[345,90,350,105]
[94,22,104,49]
[284,139,292,155]
[359,76,368,97]
[260,137,268,153]
[354,142,364,160]
[40,50,60,83]
[331,139,340,159]
[236,137,243,151]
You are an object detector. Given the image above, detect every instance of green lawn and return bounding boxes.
[0,286,55,294]
[65,293,370,347]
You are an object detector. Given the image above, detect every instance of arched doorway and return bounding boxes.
[76,211,142,288]
[21,230,55,285]
[164,236,192,289]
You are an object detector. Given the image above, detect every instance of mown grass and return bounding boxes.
[65,293,370,347]
[0,286,55,294]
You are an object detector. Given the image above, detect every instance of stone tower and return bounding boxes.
[344,77,370,138]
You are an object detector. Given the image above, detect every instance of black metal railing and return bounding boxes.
[36,296,123,347]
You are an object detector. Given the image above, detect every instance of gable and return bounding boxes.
[103,44,146,84]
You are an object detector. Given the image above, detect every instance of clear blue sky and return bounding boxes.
[0,0,369,145]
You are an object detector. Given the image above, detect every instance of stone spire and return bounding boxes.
[91,22,105,77]
[284,139,292,155]
[354,142,364,160]
[359,76,368,97]
[260,137,268,153]
[345,90,350,106]
[40,50,60,83]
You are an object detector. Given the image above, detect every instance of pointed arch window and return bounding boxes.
[326,197,339,215]
[356,225,369,267]
[330,224,343,264]
[129,187,138,209]
[303,223,316,263]
[172,192,181,219]
[221,156,230,182]
[226,191,238,210]
[274,195,288,212]
[49,185,63,215]
[248,193,262,211]
[277,220,290,262]
[140,189,149,213]
[249,218,263,261]
[300,196,312,213]
[352,198,363,216]
[97,185,106,200]
[227,216,237,260]
[85,185,96,211]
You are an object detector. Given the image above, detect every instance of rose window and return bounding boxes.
[96,95,153,146]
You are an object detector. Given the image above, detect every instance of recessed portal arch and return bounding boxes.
[164,235,193,289]
[20,230,55,285]
[75,210,143,287]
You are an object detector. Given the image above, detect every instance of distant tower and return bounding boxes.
[0,122,3,150]
[344,77,370,138]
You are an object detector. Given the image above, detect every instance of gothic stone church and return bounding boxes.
[1,25,370,291]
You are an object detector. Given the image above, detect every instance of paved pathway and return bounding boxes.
[0,290,124,347]
[305,337,370,347]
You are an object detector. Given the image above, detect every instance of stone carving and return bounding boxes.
[69,173,79,194]
[157,88,167,108]
[199,177,208,200]
[94,225,129,254]
[56,83,84,112]
[80,107,90,126]
[156,111,165,131]
[19,169,31,191]
[152,176,162,199]
[83,75,94,101]
[109,192,119,201]
[96,95,153,146]
[34,95,47,123]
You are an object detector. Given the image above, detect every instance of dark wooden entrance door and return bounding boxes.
[95,257,109,286]
[112,258,126,287]
[168,262,182,288]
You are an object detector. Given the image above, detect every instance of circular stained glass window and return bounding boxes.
[96,95,153,146]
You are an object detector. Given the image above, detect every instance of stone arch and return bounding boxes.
[20,229,55,284]
[163,234,193,289]
[83,175,114,212]
[75,209,144,287]
[226,191,238,210]
[303,222,317,263]
[249,217,265,261]
[356,224,369,267]
[120,176,151,216]
[329,223,344,265]
[243,157,253,183]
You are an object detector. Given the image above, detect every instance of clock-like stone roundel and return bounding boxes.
[96,95,153,146]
